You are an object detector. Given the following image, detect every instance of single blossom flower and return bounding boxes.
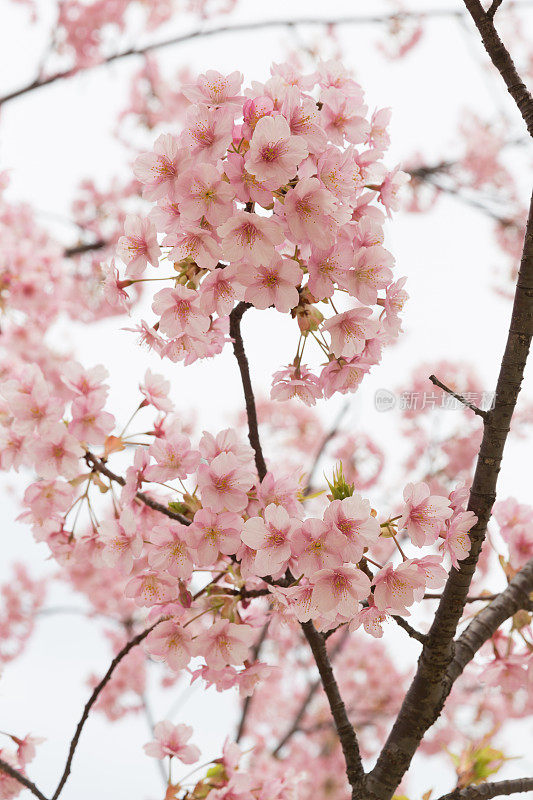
[144,721,200,763]
[245,114,308,188]
[241,503,299,576]
[399,482,453,547]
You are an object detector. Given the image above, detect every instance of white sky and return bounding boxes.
[0,1,532,798]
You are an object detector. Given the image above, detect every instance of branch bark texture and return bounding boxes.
[366,192,533,799]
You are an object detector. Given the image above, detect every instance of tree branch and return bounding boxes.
[429,374,488,418]
[51,617,166,800]
[445,557,533,688]
[435,776,533,800]
[366,191,533,800]
[3,4,533,106]
[390,615,428,644]
[64,239,107,258]
[300,621,365,798]
[84,451,191,526]
[487,0,505,20]
[462,0,533,136]
[0,759,48,800]
[229,302,267,481]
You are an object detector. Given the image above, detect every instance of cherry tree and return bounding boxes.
[0,2,533,800]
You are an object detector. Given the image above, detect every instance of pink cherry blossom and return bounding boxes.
[30,423,84,480]
[133,134,185,201]
[125,572,176,607]
[373,561,426,616]
[69,394,115,445]
[140,369,173,413]
[144,721,200,763]
[342,245,394,305]
[166,226,221,269]
[323,495,380,563]
[292,518,345,577]
[199,265,245,316]
[440,510,477,568]
[189,509,242,566]
[116,215,160,277]
[148,524,194,579]
[281,89,327,154]
[322,307,380,359]
[245,114,308,188]
[145,433,200,482]
[99,508,143,574]
[241,503,299,576]
[152,286,210,338]
[181,105,233,161]
[311,566,371,618]
[198,428,254,466]
[145,619,193,672]
[320,87,370,145]
[195,620,255,670]
[217,211,283,266]
[177,163,235,226]
[183,70,243,108]
[271,364,322,406]
[282,177,339,248]
[399,482,453,547]
[197,452,254,513]
[240,254,302,313]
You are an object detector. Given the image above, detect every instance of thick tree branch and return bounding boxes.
[462,0,533,136]
[4,6,533,106]
[435,776,533,800]
[84,451,191,526]
[51,617,166,800]
[0,759,48,800]
[229,302,267,481]
[300,621,365,798]
[366,192,533,800]
[445,557,533,687]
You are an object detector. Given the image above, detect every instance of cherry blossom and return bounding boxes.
[144,721,200,763]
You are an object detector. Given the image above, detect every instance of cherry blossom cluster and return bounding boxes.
[112,62,408,404]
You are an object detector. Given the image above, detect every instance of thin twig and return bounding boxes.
[229,303,267,481]
[64,239,107,258]
[429,374,488,418]
[84,451,191,526]
[300,622,365,797]
[390,615,427,644]
[51,617,167,800]
[487,0,506,20]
